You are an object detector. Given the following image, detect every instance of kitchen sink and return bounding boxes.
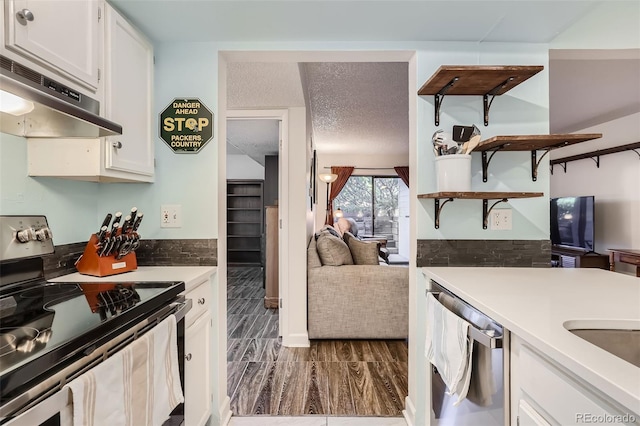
[564,320,640,368]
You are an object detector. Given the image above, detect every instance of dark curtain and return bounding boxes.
[394,166,409,188]
[326,166,354,224]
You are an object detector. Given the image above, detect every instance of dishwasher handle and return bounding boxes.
[427,288,503,349]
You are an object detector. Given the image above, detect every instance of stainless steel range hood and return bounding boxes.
[0,55,122,138]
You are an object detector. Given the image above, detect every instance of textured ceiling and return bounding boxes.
[227,119,280,166]
[110,1,602,44]
[302,62,409,155]
[227,63,305,109]
[226,62,409,160]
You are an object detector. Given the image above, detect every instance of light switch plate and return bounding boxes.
[161,204,182,228]
[490,209,512,230]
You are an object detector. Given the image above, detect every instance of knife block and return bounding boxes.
[75,234,138,277]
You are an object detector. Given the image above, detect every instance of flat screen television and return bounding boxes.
[550,196,595,252]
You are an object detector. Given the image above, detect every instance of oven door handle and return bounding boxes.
[146,296,192,327]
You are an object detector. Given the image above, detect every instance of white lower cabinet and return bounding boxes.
[183,278,212,426]
[185,312,211,426]
[512,336,634,426]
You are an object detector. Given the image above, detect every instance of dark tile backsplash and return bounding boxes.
[417,239,551,268]
[43,239,218,277]
[136,239,218,266]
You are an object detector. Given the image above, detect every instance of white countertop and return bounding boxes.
[49,266,217,292]
[422,267,640,414]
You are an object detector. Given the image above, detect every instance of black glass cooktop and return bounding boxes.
[0,280,184,401]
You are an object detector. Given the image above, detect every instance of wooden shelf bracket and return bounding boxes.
[434,77,459,126]
[483,198,509,230]
[550,141,640,175]
[483,77,514,126]
[433,197,455,229]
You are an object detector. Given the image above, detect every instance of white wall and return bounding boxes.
[226,154,264,179]
[550,113,640,275]
[550,1,640,50]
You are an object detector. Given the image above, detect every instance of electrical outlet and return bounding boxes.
[490,209,512,230]
[161,204,182,228]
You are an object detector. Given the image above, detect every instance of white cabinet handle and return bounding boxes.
[197,298,206,305]
[185,353,192,361]
[17,9,35,23]
[112,141,123,149]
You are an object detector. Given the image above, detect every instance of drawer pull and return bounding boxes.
[197,298,206,305]
[185,353,192,361]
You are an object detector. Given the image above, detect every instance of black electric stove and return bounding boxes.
[0,216,187,422]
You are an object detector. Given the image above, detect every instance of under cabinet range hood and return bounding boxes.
[0,55,122,138]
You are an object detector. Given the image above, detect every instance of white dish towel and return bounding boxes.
[65,315,184,426]
[425,292,474,405]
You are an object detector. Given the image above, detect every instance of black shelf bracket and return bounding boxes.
[483,198,509,229]
[591,155,600,168]
[434,197,454,229]
[481,145,506,182]
[550,161,567,175]
[531,149,551,181]
[483,77,514,126]
[434,77,459,126]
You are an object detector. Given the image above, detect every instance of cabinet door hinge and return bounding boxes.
[97,68,101,82]
[516,416,520,426]
[279,298,282,309]
[279,219,282,229]
[98,7,101,21]
[153,55,156,65]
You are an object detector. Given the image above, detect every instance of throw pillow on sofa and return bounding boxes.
[345,235,380,265]
[315,224,341,240]
[316,232,354,266]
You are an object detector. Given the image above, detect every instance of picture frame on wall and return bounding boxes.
[309,149,317,210]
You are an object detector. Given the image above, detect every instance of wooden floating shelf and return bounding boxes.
[418,191,544,229]
[417,65,544,126]
[550,141,640,173]
[473,133,603,182]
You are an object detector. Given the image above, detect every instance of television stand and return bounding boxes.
[551,246,609,270]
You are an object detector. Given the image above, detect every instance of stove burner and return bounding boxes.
[0,327,49,356]
[20,283,80,301]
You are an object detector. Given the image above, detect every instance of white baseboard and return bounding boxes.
[403,395,416,426]
[217,396,232,425]
[281,332,310,347]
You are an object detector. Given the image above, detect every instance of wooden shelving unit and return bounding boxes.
[417,65,544,126]
[474,133,603,182]
[227,180,264,265]
[418,191,544,229]
[550,141,640,173]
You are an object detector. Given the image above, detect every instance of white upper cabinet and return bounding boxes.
[4,0,100,91]
[103,3,154,178]
[26,3,154,183]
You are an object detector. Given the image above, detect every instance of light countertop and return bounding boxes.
[49,266,217,292]
[422,267,640,414]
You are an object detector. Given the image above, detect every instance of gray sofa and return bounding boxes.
[307,236,409,339]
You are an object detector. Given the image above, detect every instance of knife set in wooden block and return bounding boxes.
[75,208,144,277]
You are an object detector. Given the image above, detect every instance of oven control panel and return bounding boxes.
[0,216,54,262]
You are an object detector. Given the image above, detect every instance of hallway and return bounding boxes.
[227,267,408,417]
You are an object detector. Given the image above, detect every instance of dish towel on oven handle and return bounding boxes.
[64,314,184,426]
[425,292,474,405]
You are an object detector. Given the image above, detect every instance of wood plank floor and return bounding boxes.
[227,266,408,417]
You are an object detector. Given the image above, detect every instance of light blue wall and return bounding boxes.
[98,42,220,240]
[414,43,550,239]
[0,133,100,244]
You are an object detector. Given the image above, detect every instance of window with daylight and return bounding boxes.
[333,176,409,257]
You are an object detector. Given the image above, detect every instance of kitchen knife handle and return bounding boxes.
[129,207,138,224]
[122,215,132,234]
[110,212,122,234]
[100,213,112,231]
[96,226,108,242]
[132,213,144,232]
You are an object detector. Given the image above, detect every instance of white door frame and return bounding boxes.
[226,109,289,340]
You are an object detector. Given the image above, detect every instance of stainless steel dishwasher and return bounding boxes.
[428,281,510,426]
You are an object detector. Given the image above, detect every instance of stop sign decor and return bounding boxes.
[160,98,213,153]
